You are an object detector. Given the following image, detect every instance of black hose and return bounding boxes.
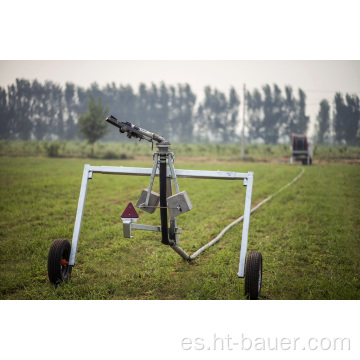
[159,154,169,245]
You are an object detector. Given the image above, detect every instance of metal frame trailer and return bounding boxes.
[47,116,262,299]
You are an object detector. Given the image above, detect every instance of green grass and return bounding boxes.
[0,156,359,299]
[1,139,359,162]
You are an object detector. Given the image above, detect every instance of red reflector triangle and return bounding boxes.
[121,202,139,219]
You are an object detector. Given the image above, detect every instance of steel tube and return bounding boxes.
[159,154,169,245]
[145,153,158,206]
[89,165,249,180]
[69,164,91,266]
[131,224,161,232]
[237,172,254,277]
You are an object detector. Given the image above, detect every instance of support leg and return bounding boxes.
[168,154,180,194]
[167,177,180,245]
[159,154,169,245]
[69,164,91,266]
[144,153,158,206]
[237,172,254,277]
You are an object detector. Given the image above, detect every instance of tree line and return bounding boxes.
[0,79,200,142]
[315,93,360,146]
[246,85,309,144]
[0,78,359,145]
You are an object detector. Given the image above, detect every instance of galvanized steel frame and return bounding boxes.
[68,161,254,278]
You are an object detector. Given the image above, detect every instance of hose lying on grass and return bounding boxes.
[171,167,305,261]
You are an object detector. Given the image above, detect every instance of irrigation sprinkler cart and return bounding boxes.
[47,116,263,299]
[290,133,313,165]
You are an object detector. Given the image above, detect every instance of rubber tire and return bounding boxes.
[244,251,262,300]
[48,238,72,285]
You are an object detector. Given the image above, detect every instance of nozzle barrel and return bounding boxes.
[106,115,166,143]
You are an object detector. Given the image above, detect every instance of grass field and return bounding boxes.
[1,139,360,163]
[0,155,359,300]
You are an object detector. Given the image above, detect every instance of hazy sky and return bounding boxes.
[1,60,359,97]
[1,1,359,137]
[1,60,359,135]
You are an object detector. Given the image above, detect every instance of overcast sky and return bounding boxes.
[1,1,359,136]
[1,61,360,96]
[1,60,359,136]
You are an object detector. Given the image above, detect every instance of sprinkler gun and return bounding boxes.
[106,115,166,144]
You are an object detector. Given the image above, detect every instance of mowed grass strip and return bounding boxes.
[0,157,359,299]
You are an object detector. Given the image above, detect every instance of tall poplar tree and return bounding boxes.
[315,99,330,144]
[246,89,262,142]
